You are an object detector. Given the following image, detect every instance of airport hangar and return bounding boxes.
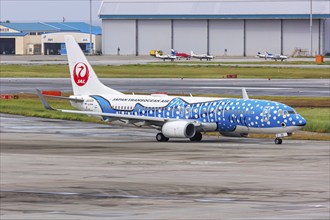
[99,0,330,56]
[0,22,102,55]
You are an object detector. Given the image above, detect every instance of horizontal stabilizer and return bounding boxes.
[42,94,84,102]
[36,89,56,110]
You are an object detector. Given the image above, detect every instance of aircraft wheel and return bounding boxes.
[275,138,282,145]
[190,132,202,142]
[156,133,169,142]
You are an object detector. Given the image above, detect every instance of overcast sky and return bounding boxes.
[0,0,103,26]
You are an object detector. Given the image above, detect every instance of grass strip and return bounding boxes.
[1,64,329,79]
[1,94,329,137]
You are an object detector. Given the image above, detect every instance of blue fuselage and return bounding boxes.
[89,96,306,134]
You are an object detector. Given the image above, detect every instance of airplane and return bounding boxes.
[171,49,191,60]
[191,51,214,61]
[37,35,306,145]
[155,51,176,61]
[257,52,288,61]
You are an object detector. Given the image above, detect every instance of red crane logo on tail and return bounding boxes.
[73,62,89,86]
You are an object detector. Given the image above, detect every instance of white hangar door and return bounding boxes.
[245,20,281,56]
[173,20,207,54]
[138,20,171,55]
[324,19,330,55]
[209,20,244,56]
[102,20,136,55]
[283,19,320,56]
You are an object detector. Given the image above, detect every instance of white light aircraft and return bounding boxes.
[190,51,214,61]
[257,52,288,61]
[37,35,306,144]
[155,51,176,61]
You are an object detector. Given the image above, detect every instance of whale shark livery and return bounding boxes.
[37,35,306,144]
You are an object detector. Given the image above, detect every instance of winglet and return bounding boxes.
[242,88,249,99]
[36,89,56,110]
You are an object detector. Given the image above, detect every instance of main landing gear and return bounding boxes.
[156,133,169,142]
[274,138,283,145]
[190,132,202,142]
[155,132,203,142]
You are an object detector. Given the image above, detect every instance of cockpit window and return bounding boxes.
[288,110,296,114]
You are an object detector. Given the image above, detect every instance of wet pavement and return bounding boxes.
[1,114,329,219]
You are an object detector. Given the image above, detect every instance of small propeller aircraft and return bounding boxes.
[171,49,191,60]
[155,51,176,61]
[191,51,214,61]
[257,52,288,61]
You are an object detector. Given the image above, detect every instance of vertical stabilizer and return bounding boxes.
[65,35,122,96]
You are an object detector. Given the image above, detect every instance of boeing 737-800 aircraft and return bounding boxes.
[37,35,306,144]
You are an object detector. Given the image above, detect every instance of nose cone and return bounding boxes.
[297,116,307,127]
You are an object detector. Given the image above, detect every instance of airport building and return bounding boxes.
[0,22,102,55]
[99,0,330,56]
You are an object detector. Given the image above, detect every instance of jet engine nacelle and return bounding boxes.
[220,132,248,138]
[162,121,196,138]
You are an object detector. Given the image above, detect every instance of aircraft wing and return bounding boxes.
[58,109,167,122]
[57,108,206,130]
[36,89,209,132]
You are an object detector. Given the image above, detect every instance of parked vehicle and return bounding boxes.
[150,50,163,56]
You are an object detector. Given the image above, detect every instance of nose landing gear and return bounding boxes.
[274,132,292,144]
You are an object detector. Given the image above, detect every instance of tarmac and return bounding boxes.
[1,78,329,97]
[1,113,329,220]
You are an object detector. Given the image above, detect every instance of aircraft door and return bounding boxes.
[185,105,191,118]
[262,106,271,123]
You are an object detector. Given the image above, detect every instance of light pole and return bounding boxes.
[309,0,313,56]
[89,0,93,55]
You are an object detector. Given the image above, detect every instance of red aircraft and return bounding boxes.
[171,49,191,60]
